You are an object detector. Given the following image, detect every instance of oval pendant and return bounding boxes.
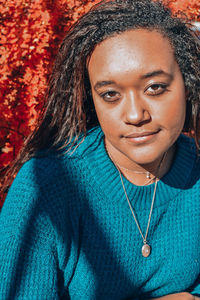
[142,244,151,257]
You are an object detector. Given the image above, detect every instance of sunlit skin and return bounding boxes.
[88,29,186,185]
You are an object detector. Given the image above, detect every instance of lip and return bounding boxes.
[125,130,159,138]
[124,130,160,143]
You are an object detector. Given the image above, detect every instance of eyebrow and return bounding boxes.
[141,70,173,80]
[94,80,116,91]
[94,70,173,90]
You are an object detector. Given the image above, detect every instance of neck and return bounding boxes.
[105,140,175,186]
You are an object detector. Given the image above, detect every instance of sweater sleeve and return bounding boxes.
[0,158,71,300]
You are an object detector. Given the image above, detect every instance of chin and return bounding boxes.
[125,147,168,166]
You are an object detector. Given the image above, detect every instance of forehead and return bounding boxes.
[88,29,176,80]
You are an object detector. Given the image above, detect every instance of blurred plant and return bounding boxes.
[166,0,200,21]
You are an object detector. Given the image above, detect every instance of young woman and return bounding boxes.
[0,0,199,299]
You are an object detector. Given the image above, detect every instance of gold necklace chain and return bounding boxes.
[114,161,152,179]
[107,150,166,257]
[115,162,157,186]
[117,168,158,257]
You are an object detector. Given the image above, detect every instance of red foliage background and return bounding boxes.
[0,0,199,206]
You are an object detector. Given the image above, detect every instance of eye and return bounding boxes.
[145,83,169,96]
[100,91,121,102]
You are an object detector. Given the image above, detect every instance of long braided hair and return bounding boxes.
[2,0,200,194]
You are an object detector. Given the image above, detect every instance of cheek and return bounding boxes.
[94,101,120,130]
[156,94,186,132]
[96,111,120,136]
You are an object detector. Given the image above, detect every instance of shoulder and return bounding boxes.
[1,126,104,224]
[0,157,59,235]
[0,152,80,247]
[9,126,103,188]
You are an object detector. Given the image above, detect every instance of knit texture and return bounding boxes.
[0,127,200,300]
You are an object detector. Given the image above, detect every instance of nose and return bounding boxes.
[123,91,151,125]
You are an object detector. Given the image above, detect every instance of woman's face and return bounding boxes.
[88,29,186,167]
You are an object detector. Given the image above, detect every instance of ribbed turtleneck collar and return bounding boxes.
[76,127,198,210]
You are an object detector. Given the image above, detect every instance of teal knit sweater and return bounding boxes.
[0,127,200,300]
